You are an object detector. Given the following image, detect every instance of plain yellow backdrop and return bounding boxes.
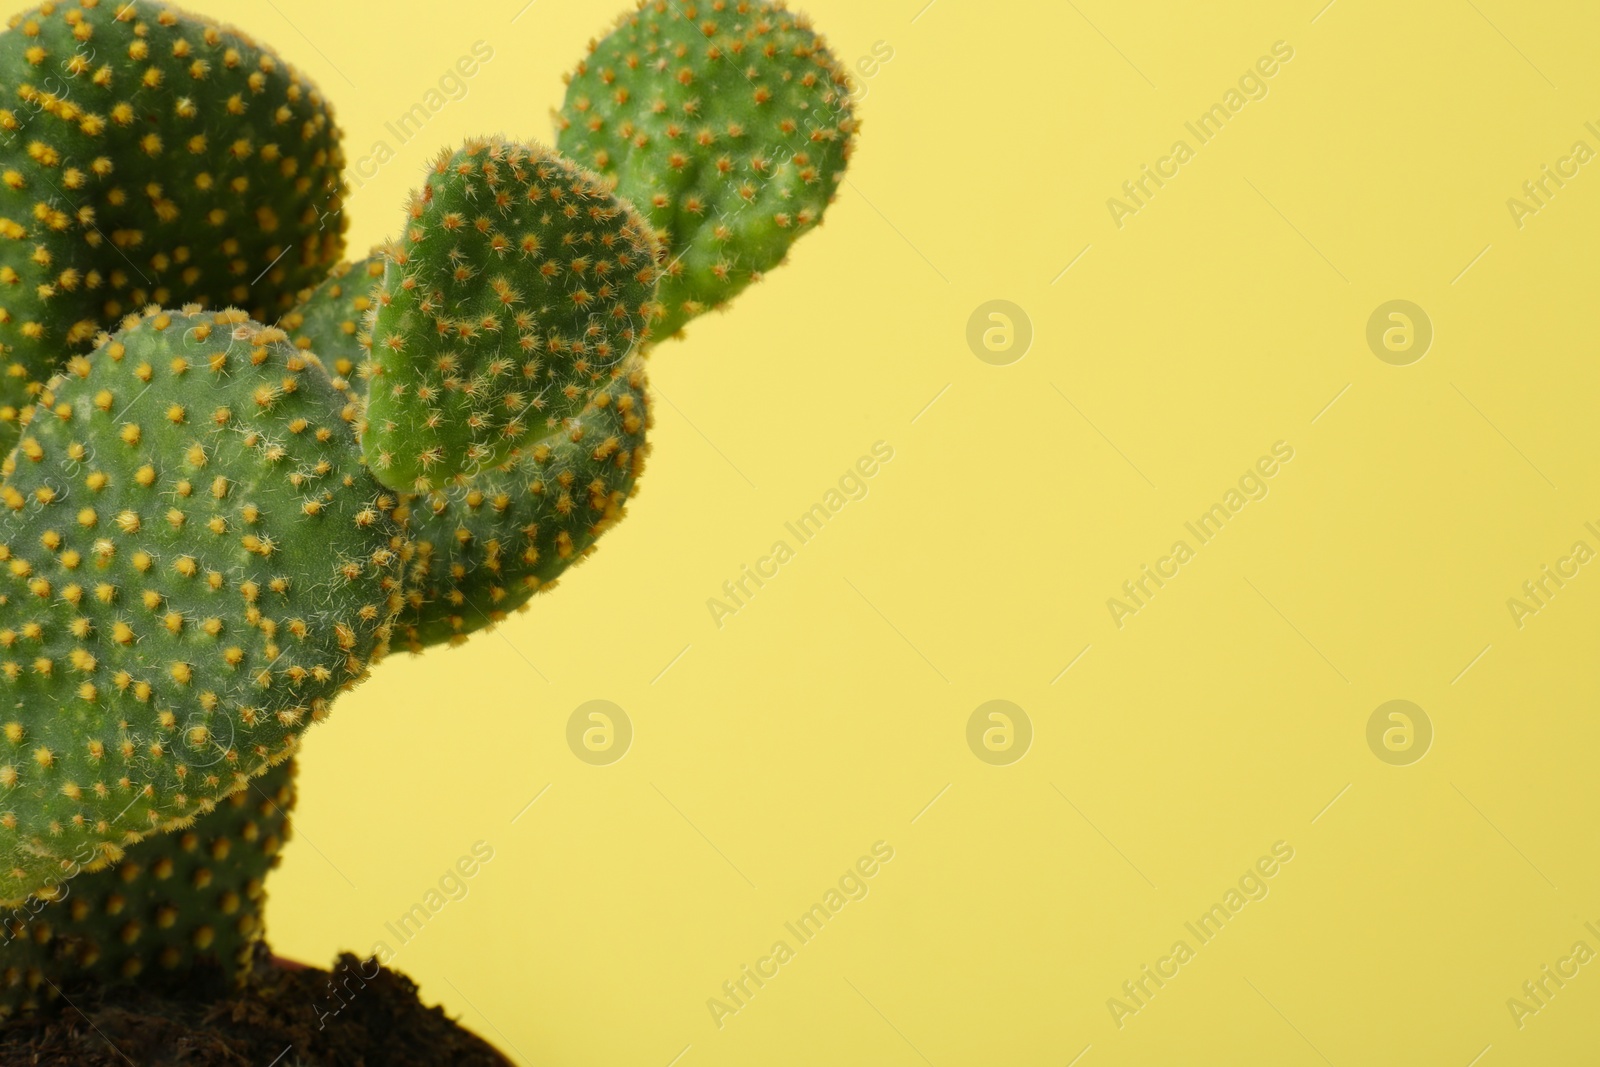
[9,0,1600,1063]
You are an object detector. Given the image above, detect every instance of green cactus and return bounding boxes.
[556,0,857,339]
[0,757,292,1016]
[0,0,346,448]
[0,0,858,1044]
[288,252,653,651]
[361,138,659,493]
[0,306,403,905]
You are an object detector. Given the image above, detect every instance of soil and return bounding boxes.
[0,945,513,1066]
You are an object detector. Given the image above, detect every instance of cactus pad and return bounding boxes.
[0,306,402,904]
[0,756,293,1015]
[362,138,659,492]
[399,356,651,650]
[286,256,653,652]
[0,0,347,442]
[557,0,856,338]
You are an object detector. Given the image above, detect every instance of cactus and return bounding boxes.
[289,253,654,651]
[0,0,856,1045]
[0,306,403,905]
[362,139,658,492]
[0,757,292,1014]
[0,1,346,451]
[556,0,856,339]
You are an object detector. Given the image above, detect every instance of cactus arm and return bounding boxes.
[397,358,651,650]
[0,306,403,904]
[556,0,856,339]
[361,138,658,492]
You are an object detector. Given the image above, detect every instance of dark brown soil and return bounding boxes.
[0,945,512,1066]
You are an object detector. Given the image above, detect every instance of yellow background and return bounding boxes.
[12,0,1600,1062]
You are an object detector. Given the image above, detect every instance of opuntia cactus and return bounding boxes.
[556,0,856,338]
[0,0,346,447]
[0,0,856,1049]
